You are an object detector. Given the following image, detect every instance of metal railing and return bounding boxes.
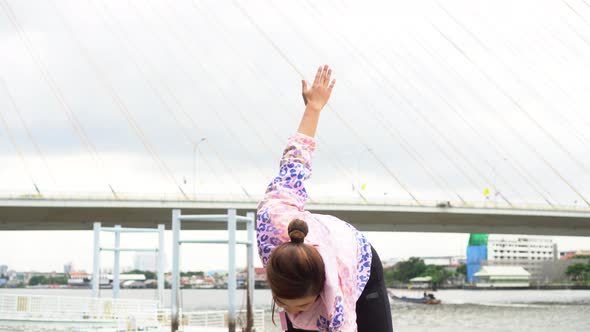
[157,309,265,331]
[0,293,161,330]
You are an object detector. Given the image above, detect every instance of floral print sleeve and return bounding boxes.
[256,133,316,266]
[256,132,372,332]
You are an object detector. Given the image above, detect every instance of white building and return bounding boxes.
[474,266,530,288]
[484,235,558,283]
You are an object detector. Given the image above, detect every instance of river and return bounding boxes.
[1,288,589,331]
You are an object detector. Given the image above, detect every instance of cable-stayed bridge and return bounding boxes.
[1,194,589,236]
[1,1,590,235]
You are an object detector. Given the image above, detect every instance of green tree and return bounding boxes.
[566,263,590,282]
[456,263,467,277]
[28,276,47,286]
[420,265,452,286]
[48,276,68,284]
[391,257,426,282]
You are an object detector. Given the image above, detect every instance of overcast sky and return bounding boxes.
[0,0,589,272]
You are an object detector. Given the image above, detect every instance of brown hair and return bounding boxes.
[266,219,325,322]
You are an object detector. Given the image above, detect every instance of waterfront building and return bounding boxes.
[67,271,91,288]
[483,235,558,283]
[105,274,146,288]
[488,235,558,262]
[0,265,7,276]
[254,267,266,287]
[474,266,530,288]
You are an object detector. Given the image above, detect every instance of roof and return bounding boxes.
[468,234,488,246]
[410,276,432,283]
[106,274,146,281]
[474,266,530,277]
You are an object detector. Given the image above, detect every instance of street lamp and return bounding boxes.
[193,137,207,199]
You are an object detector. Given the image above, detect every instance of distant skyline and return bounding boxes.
[1,230,589,273]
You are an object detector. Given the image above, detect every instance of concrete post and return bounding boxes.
[92,222,101,297]
[228,209,237,332]
[113,225,121,299]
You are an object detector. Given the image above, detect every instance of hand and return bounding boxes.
[301,65,336,111]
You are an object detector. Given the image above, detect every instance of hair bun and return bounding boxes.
[287,219,308,244]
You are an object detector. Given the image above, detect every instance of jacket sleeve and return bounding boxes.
[256,133,316,266]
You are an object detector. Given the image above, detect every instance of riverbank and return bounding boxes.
[390,284,590,290]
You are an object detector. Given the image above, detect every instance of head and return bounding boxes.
[266,219,325,317]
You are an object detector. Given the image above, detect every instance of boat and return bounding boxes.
[391,294,441,305]
[388,290,442,305]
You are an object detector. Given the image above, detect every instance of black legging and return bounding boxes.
[286,246,394,331]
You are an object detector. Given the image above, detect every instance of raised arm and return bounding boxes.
[256,65,336,265]
[298,65,336,138]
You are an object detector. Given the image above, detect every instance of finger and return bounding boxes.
[321,64,329,85]
[324,68,332,86]
[313,66,322,85]
[328,78,336,93]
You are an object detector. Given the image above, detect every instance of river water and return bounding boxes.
[1,288,589,331]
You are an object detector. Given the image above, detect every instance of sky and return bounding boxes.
[0,0,590,272]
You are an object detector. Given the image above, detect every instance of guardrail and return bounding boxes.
[157,309,265,331]
[0,293,161,330]
[0,294,267,331]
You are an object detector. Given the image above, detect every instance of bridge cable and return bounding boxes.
[49,0,193,199]
[128,0,288,198]
[0,0,119,198]
[300,0,487,204]
[261,0,456,203]
[101,0,252,199]
[376,45,528,205]
[407,36,558,206]
[87,0,226,193]
[453,0,590,170]
[231,0,421,204]
[0,76,59,191]
[0,78,41,194]
[189,0,371,203]
[305,0,566,206]
[555,0,590,139]
[431,1,590,207]
[456,1,590,198]
[126,0,266,198]
[149,0,280,172]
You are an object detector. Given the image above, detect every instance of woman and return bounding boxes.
[256,65,393,331]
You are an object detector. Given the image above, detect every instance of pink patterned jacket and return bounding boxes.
[257,133,372,332]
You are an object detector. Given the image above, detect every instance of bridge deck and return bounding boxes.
[1,197,589,236]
